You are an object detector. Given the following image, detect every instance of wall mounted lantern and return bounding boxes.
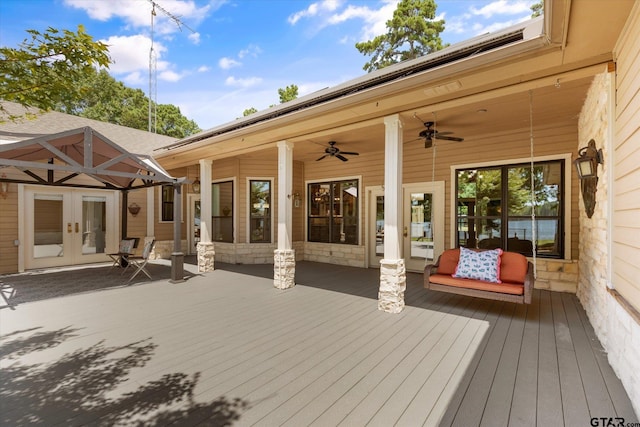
[574,139,603,218]
[0,173,8,199]
[192,178,201,193]
[128,202,141,216]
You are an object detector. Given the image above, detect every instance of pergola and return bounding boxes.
[0,126,187,281]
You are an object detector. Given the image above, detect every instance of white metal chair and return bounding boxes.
[108,238,137,271]
[126,240,155,284]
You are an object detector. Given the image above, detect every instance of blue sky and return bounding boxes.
[0,0,537,130]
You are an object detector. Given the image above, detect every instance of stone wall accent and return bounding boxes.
[533,259,579,293]
[303,242,365,267]
[150,239,187,260]
[577,72,640,415]
[274,249,296,289]
[378,259,406,313]
[197,242,215,272]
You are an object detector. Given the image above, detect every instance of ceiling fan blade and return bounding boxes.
[340,151,359,156]
[434,134,464,142]
[336,154,349,162]
[316,154,328,161]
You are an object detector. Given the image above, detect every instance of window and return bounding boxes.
[249,180,271,243]
[161,185,174,222]
[308,179,359,245]
[456,160,564,258]
[212,181,233,242]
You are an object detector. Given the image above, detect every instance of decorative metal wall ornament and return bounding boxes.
[128,202,141,216]
[574,139,604,218]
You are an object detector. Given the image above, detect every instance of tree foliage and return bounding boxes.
[57,69,200,138]
[242,84,299,118]
[531,1,543,18]
[0,25,110,115]
[278,84,299,103]
[355,0,446,72]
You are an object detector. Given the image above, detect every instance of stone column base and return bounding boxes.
[378,259,406,313]
[274,249,296,289]
[197,242,215,273]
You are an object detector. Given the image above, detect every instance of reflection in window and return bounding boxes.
[161,185,174,221]
[250,180,271,243]
[456,160,563,258]
[308,180,359,245]
[212,181,233,242]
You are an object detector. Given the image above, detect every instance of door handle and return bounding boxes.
[75,223,79,233]
[403,226,408,237]
[67,223,72,233]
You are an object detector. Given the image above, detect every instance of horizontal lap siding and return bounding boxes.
[614,8,640,312]
[156,167,187,241]
[0,189,18,274]
[125,189,148,256]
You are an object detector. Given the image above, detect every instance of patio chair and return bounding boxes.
[126,239,155,284]
[108,238,139,270]
[1,282,16,309]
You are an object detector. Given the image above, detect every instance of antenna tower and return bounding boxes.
[146,0,195,133]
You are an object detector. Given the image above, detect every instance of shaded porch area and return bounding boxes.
[1,262,637,426]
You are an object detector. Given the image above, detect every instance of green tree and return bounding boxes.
[243,107,258,117]
[242,84,299,117]
[58,69,200,138]
[0,25,110,116]
[355,0,446,72]
[531,1,543,18]
[278,84,298,103]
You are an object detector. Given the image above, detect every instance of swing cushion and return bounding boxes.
[435,248,528,285]
[453,247,502,283]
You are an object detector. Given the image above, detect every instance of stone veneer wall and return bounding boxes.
[150,239,187,260]
[210,241,305,265]
[303,242,366,267]
[533,259,579,293]
[576,72,640,415]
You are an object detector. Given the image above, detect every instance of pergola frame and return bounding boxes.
[0,126,186,282]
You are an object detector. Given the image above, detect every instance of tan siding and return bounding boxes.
[293,161,305,242]
[125,189,148,255]
[0,191,19,274]
[613,6,640,311]
[610,6,640,310]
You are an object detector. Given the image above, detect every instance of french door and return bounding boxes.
[368,182,444,272]
[24,187,117,269]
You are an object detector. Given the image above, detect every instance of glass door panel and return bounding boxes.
[33,194,65,259]
[81,196,106,255]
[408,192,434,265]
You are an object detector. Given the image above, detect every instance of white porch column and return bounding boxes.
[197,159,215,272]
[274,140,295,289]
[379,114,406,313]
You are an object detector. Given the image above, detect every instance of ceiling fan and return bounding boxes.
[418,121,464,149]
[316,141,359,162]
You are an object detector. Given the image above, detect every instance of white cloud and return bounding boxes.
[238,45,262,59]
[198,65,211,72]
[288,0,344,25]
[122,71,145,86]
[101,34,162,74]
[159,70,183,82]
[470,0,532,18]
[63,0,210,35]
[188,32,201,44]
[219,57,241,70]
[225,76,262,88]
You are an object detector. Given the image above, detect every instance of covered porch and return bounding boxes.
[1,262,636,425]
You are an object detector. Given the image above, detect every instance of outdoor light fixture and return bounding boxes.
[574,139,603,218]
[128,202,141,216]
[192,178,201,193]
[0,173,8,199]
[574,139,604,179]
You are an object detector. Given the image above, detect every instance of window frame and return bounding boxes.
[159,184,174,222]
[247,177,273,244]
[212,179,234,243]
[452,154,571,259]
[306,177,360,245]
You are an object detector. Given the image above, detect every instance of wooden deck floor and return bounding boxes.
[1,261,637,426]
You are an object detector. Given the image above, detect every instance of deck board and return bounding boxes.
[1,261,637,427]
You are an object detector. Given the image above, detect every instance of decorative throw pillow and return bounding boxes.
[453,247,503,283]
